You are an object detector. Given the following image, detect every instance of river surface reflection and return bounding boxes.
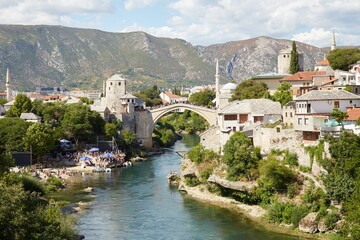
[67,134,300,239]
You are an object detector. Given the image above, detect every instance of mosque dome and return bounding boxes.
[221,82,237,90]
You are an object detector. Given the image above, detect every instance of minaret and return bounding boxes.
[5,68,12,101]
[331,29,336,51]
[215,59,220,109]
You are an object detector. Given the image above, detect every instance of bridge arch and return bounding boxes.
[150,103,217,133]
[135,103,217,149]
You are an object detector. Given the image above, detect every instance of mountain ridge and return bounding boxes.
[0,24,328,92]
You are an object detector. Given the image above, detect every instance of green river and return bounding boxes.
[58,134,301,239]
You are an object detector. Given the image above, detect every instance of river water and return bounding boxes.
[63,134,299,240]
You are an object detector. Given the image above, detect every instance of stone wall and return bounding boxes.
[253,126,311,167]
[200,126,222,153]
[135,110,154,149]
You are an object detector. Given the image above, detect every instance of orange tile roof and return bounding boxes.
[281,71,326,81]
[315,59,329,66]
[165,91,181,99]
[346,107,360,121]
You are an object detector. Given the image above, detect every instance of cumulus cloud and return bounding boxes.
[138,0,360,47]
[124,0,158,11]
[0,0,114,27]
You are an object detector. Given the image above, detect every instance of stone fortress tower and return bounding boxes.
[103,74,127,114]
[277,46,304,74]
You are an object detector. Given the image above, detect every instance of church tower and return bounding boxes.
[215,59,220,109]
[5,68,12,101]
[331,29,336,51]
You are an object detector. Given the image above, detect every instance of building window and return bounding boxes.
[232,127,236,132]
[334,101,340,108]
[108,87,110,90]
[285,112,288,117]
[304,118,309,125]
[110,82,113,86]
[119,82,121,86]
[239,114,248,123]
[350,100,353,104]
[254,116,264,122]
[290,112,293,117]
[224,114,237,121]
[298,118,302,125]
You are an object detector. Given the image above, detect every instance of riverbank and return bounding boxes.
[179,183,327,239]
[177,157,330,240]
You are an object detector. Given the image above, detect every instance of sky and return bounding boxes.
[0,0,358,48]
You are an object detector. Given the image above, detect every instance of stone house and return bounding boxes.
[282,101,295,128]
[250,72,288,95]
[159,91,187,105]
[20,112,42,123]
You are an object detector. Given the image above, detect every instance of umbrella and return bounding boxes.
[89,147,100,152]
[80,156,92,161]
[102,152,114,158]
[60,139,71,143]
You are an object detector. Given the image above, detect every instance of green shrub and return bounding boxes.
[46,175,64,192]
[287,182,298,198]
[284,150,298,166]
[21,175,46,196]
[291,205,309,227]
[185,177,201,187]
[206,183,221,195]
[187,144,205,164]
[324,213,340,230]
[302,185,329,212]
[299,165,311,173]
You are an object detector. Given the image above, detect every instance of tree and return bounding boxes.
[222,132,261,180]
[42,102,66,127]
[5,94,32,117]
[289,41,300,74]
[23,123,55,162]
[330,108,348,129]
[0,152,14,175]
[0,99,7,106]
[0,117,29,154]
[134,85,162,107]
[230,80,270,101]
[258,158,297,193]
[327,48,360,71]
[189,89,215,106]
[122,130,137,147]
[272,82,293,106]
[61,104,94,143]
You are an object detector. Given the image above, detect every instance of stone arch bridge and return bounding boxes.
[135,103,217,148]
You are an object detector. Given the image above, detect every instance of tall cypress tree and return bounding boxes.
[289,41,300,74]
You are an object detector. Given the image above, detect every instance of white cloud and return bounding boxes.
[0,0,113,27]
[124,0,158,11]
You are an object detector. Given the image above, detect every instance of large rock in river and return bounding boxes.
[299,212,318,233]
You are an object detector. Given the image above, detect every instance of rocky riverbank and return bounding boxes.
[175,158,330,240]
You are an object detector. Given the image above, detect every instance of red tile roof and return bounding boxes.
[315,59,329,66]
[346,107,360,121]
[165,91,181,99]
[280,71,326,81]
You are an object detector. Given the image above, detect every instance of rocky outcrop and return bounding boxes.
[317,219,328,233]
[207,174,257,191]
[299,212,318,233]
[180,159,199,178]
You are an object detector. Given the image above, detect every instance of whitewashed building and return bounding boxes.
[294,90,360,140]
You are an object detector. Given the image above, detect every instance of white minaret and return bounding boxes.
[215,59,220,109]
[331,29,336,51]
[5,68,12,101]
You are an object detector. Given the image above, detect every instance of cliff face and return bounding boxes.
[0,25,327,91]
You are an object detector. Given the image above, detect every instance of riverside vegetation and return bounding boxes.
[181,131,360,239]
